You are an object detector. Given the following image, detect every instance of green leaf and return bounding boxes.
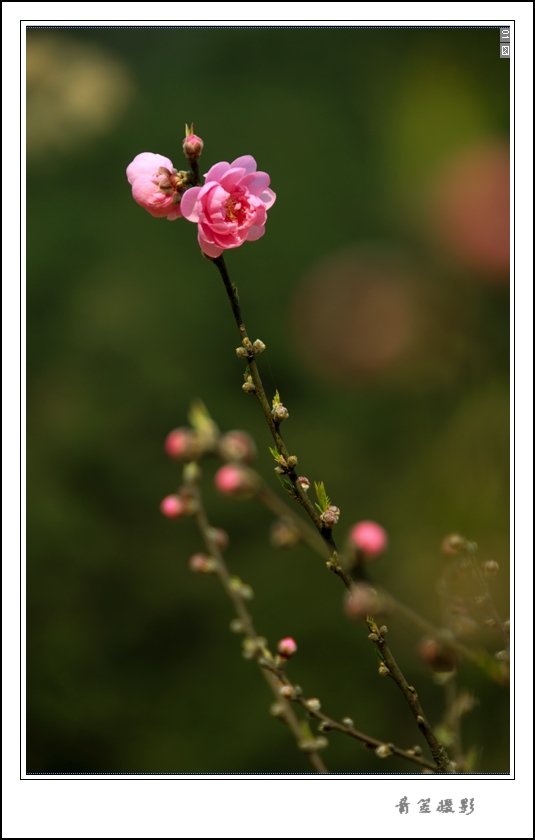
[314,481,331,513]
[272,390,281,408]
[188,400,219,436]
[276,472,298,499]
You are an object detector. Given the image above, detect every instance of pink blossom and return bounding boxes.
[277,637,297,658]
[180,155,276,258]
[126,152,183,220]
[214,464,257,498]
[350,521,388,558]
[160,494,186,518]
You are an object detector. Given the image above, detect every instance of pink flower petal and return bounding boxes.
[258,188,276,209]
[241,171,270,195]
[245,225,265,241]
[127,153,174,184]
[204,161,231,182]
[220,167,247,191]
[180,187,202,221]
[198,228,223,258]
[231,155,257,175]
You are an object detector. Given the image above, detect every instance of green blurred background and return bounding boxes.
[26,26,510,773]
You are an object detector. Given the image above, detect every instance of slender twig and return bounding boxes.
[252,473,505,684]
[258,659,439,772]
[366,619,455,773]
[211,254,351,591]
[186,467,328,773]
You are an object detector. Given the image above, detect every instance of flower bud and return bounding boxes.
[160,494,186,519]
[188,553,217,573]
[483,560,499,579]
[321,505,340,528]
[298,476,311,492]
[344,584,382,619]
[217,430,257,464]
[164,428,198,460]
[252,339,266,354]
[270,518,301,549]
[242,381,256,393]
[350,521,387,558]
[272,404,289,423]
[214,464,258,499]
[418,637,458,673]
[375,744,393,758]
[341,717,354,728]
[441,533,466,554]
[279,685,294,699]
[208,526,229,551]
[277,637,297,658]
[305,698,321,712]
[182,130,204,162]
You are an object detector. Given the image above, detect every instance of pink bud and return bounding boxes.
[209,527,229,551]
[344,584,381,619]
[418,637,458,673]
[298,476,311,492]
[321,505,340,528]
[165,428,196,459]
[189,553,216,573]
[350,521,387,558]
[160,494,186,519]
[183,134,204,162]
[126,152,184,220]
[218,430,257,464]
[214,464,257,498]
[277,637,297,658]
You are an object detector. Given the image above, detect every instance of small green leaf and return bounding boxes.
[272,390,282,408]
[276,472,298,499]
[188,400,219,436]
[314,481,331,513]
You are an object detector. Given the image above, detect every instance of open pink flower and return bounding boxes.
[126,152,183,220]
[180,155,276,258]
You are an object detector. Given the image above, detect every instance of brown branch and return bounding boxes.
[211,254,351,592]
[365,619,455,773]
[251,472,506,685]
[186,467,328,773]
[258,659,439,772]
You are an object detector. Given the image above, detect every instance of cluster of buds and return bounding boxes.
[236,337,266,359]
[320,505,340,528]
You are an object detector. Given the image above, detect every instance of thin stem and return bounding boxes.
[212,254,351,590]
[252,472,505,684]
[188,473,328,773]
[366,619,455,773]
[259,659,439,772]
